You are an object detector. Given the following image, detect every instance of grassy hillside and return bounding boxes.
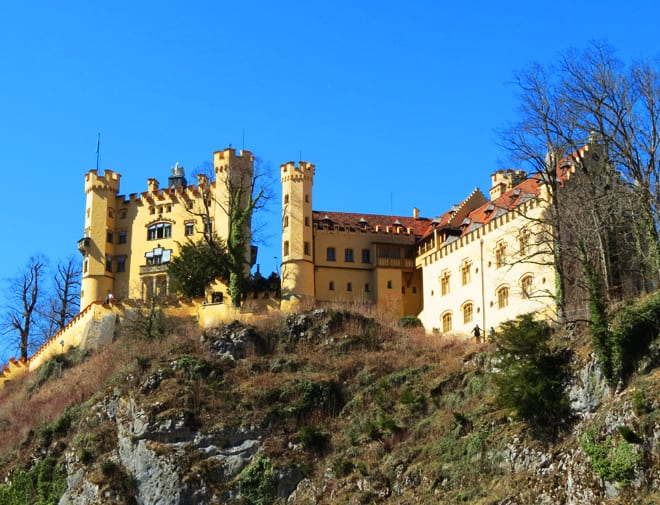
[0,304,657,504]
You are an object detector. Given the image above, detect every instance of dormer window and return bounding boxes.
[485,203,495,213]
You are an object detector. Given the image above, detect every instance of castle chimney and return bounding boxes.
[413,207,420,219]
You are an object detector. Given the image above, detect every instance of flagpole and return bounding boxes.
[96,133,100,171]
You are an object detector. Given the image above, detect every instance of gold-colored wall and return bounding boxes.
[80,149,254,308]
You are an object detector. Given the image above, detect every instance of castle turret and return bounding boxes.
[281,160,315,304]
[79,169,121,308]
[213,148,255,272]
[489,169,526,200]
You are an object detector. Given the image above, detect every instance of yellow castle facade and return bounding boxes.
[280,160,556,333]
[79,148,255,309]
[78,145,559,337]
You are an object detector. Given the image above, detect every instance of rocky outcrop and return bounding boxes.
[201,321,262,361]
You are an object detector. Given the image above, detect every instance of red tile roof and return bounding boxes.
[314,176,543,246]
[464,176,542,233]
[312,210,433,237]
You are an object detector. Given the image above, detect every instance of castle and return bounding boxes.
[78,148,255,309]
[280,160,555,333]
[77,146,557,336]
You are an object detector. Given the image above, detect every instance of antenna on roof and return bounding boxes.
[95,132,100,171]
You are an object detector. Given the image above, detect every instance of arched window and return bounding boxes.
[497,286,509,309]
[462,302,473,324]
[147,222,172,240]
[521,275,533,298]
[442,312,452,332]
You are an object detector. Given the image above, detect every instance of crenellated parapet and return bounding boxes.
[213,148,254,176]
[84,169,121,194]
[281,161,315,182]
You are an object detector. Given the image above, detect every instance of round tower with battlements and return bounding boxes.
[281,160,315,306]
[79,169,121,309]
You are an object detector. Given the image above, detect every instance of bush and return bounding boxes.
[581,428,641,484]
[332,459,355,477]
[238,456,278,505]
[492,314,571,435]
[607,291,660,384]
[398,316,423,328]
[298,424,330,452]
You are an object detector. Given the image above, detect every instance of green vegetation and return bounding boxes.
[581,428,641,484]
[237,456,278,505]
[0,457,66,505]
[491,314,571,434]
[168,237,230,299]
[398,315,423,328]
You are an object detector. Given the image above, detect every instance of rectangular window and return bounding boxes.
[387,280,393,289]
[461,263,471,285]
[185,222,194,236]
[441,272,451,296]
[361,249,371,263]
[365,283,370,292]
[329,281,335,291]
[327,247,336,261]
[496,243,507,269]
[304,216,310,227]
[118,231,127,244]
[106,255,112,272]
[304,242,310,256]
[283,241,290,256]
[116,257,126,273]
[345,248,354,262]
[107,231,113,243]
[347,282,352,291]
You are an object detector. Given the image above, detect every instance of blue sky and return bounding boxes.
[1,0,659,305]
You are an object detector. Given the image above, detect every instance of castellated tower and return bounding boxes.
[79,169,121,309]
[212,148,255,273]
[280,160,315,305]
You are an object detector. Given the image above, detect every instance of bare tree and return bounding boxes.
[40,257,81,337]
[2,256,47,360]
[500,42,656,321]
